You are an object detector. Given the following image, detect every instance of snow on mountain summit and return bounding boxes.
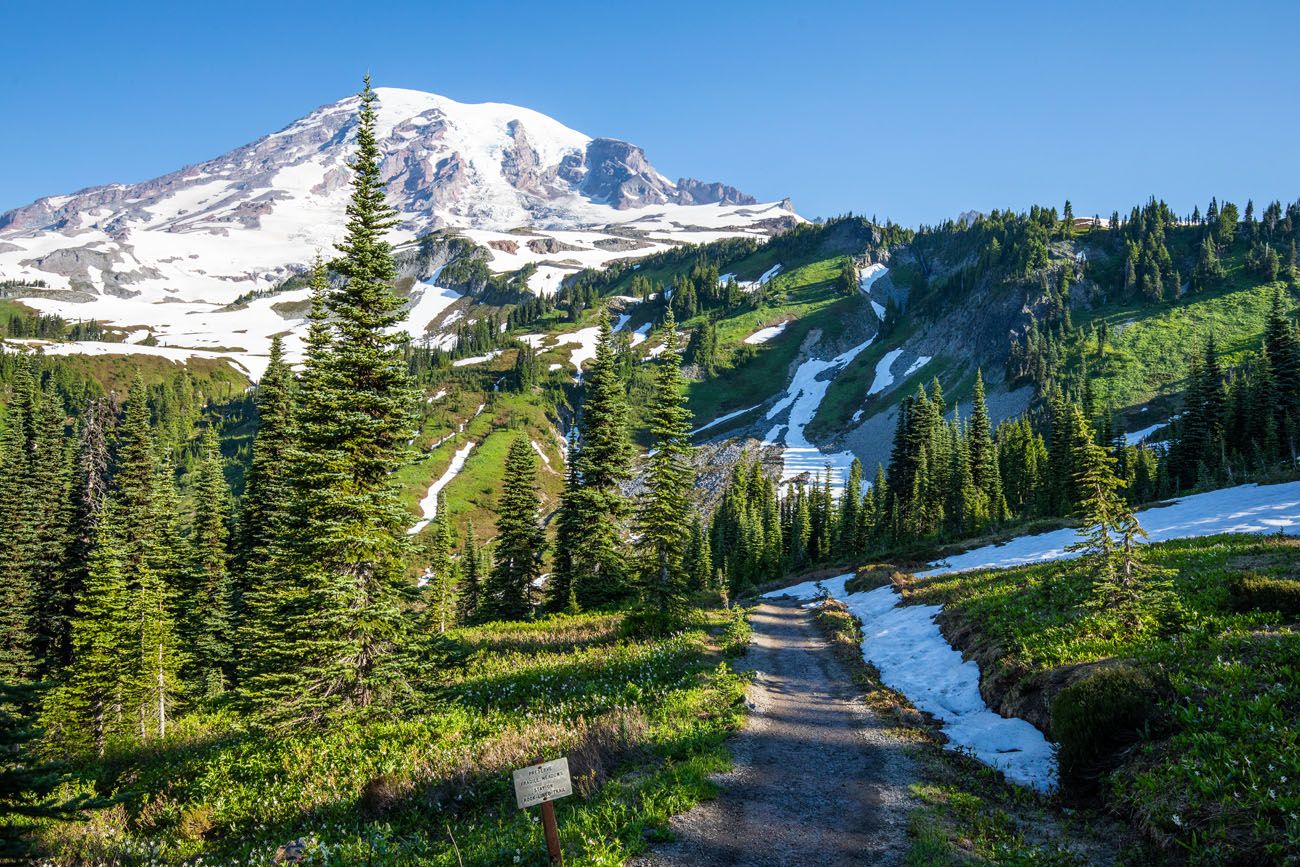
[0,87,797,377]
[0,87,779,302]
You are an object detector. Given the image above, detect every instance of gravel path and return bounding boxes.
[631,600,917,866]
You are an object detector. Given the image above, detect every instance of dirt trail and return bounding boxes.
[631,600,917,866]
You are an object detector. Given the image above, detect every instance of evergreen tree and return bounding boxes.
[0,391,36,681]
[485,437,545,620]
[63,397,115,670]
[1065,408,1139,589]
[569,308,635,608]
[238,335,294,594]
[187,427,235,698]
[456,524,483,624]
[547,430,584,611]
[837,458,863,557]
[422,493,455,634]
[239,306,319,700]
[632,311,695,633]
[270,78,420,721]
[967,369,1005,525]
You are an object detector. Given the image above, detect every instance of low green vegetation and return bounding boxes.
[904,533,1300,864]
[33,610,747,865]
[1079,274,1289,414]
[687,259,862,419]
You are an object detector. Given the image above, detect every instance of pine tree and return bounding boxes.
[188,426,235,698]
[63,397,114,670]
[1066,408,1132,588]
[238,335,294,592]
[632,311,695,633]
[837,458,863,557]
[966,369,1006,524]
[485,437,544,620]
[0,388,36,681]
[548,430,584,611]
[28,386,73,675]
[56,500,132,755]
[239,324,314,700]
[423,493,455,634]
[269,78,420,721]
[53,376,186,748]
[456,524,483,624]
[569,308,635,608]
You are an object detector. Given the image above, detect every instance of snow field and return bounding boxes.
[407,442,476,535]
[920,480,1300,578]
[868,348,905,396]
[690,403,763,437]
[763,337,875,492]
[743,321,788,345]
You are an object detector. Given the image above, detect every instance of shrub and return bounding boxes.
[721,606,752,657]
[1228,573,1300,618]
[1051,664,1160,786]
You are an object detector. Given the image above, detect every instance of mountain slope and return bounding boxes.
[0,87,797,376]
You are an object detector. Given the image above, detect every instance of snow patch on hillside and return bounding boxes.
[922,481,1300,578]
[763,337,875,491]
[691,403,762,437]
[743,322,787,345]
[394,268,461,337]
[868,348,904,396]
[408,441,476,535]
[904,355,931,378]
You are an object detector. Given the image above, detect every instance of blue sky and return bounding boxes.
[3,0,1298,225]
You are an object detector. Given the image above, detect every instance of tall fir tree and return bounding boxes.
[456,524,484,624]
[422,493,455,634]
[484,437,545,620]
[187,426,235,698]
[271,78,419,721]
[632,311,695,633]
[570,308,635,608]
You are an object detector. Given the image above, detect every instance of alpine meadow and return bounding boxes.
[3,7,1300,865]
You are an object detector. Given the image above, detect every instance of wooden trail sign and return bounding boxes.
[513,757,571,865]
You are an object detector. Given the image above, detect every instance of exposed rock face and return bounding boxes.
[675,177,756,206]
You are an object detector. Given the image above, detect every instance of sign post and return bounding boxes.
[512,757,572,866]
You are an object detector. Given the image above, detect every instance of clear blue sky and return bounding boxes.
[4,0,1297,226]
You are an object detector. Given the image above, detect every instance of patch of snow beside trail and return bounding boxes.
[530,440,550,466]
[743,321,787,345]
[691,403,762,436]
[763,337,874,492]
[408,441,476,535]
[631,322,651,347]
[921,481,1300,578]
[764,574,1057,791]
[868,348,904,395]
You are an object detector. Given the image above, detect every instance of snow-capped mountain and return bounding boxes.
[0,87,798,377]
[0,88,794,299]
